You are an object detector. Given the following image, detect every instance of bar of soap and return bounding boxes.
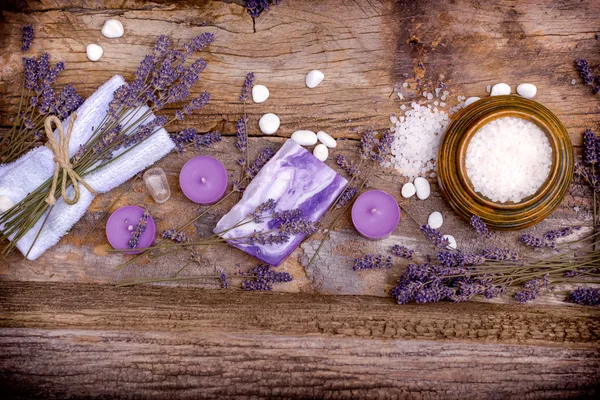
[214,140,348,265]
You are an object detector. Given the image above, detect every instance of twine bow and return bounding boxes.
[44,115,97,206]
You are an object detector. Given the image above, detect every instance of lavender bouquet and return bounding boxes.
[0,25,84,163]
[0,33,216,256]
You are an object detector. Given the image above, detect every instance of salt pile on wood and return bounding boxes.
[465,117,552,203]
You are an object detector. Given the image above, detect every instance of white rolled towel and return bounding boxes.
[0,75,175,260]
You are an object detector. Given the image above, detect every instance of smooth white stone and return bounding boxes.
[305,70,324,88]
[101,18,124,38]
[86,44,103,61]
[414,177,431,200]
[291,130,318,146]
[0,195,15,213]
[464,97,480,106]
[444,234,457,249]
[259,113,280,135]
[252,85,270,103]
[490,83,511,96]
[516,83,537,99]
[401,182,416,198]
[313,144,329,162]
[317,131,336,148]
[428,211,443,229]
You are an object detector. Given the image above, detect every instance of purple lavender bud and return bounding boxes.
[194,130,221,149]
[239,72,254,101]
[22,56,38,90]
[335,155,361,178]
[567,287,600,306]
[250,199,277,223]
[336,186,358,208]
[38,82,55,115]
[359,130,377,160]
[470,215,491,238]
[36,53,50,82]
[543,226,580,241]
[481,248,519,262]
[583,129,598,165]
[376,131,394,161]
[420,225,450,248]
[520,234,556,250]
[72,145,86,163]
[153,35,171,56]
[184,33,215,54]
[245,147,275,178]
[242,263,292,290]
[127,211,149,249]
[161,229,187,243]
[391,245,414,259]
[576,59,594,86]
[219,272,229,289]
[353,254,392,270]
[235,115,248,156]
[21,24,34,51]
[514,276,549,304]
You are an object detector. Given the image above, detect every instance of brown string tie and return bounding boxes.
[44,114,97,206]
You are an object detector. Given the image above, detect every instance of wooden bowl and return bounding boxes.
[437,95,573,230]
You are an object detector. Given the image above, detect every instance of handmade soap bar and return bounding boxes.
[214,140,348,266]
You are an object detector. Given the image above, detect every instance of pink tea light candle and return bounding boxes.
[351,190,400,240]
[180,155,228,204]
[106,206,156,253]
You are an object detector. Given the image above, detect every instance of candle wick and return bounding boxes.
[201,177,206,183]
[371,208,377,213]
[127,225,134,231]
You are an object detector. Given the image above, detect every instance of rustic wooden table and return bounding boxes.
[1,0,599,398]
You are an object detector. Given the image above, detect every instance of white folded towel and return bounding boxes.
[0,75,175,260]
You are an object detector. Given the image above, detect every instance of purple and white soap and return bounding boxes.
[214,140,348,266]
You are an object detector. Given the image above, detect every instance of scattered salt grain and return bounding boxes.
[427,93,433,100]
[571,79,576,85]
[402,82,409,88]
[465,116,552,203]
[443,91,450,96]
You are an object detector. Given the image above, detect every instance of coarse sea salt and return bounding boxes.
[465,117,552,203]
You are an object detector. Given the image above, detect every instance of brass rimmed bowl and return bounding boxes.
[437,95,573,230]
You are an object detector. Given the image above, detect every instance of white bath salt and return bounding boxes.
[465,117,553,203]
[386,102,450,178]
[402,82,409,88]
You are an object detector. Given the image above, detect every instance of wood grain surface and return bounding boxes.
[1,0,600,397]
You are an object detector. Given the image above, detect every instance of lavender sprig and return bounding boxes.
[470,215,491,238]
[241,263,292,291]
[336,186,357,208]
[128,211,150,249]
[336,155,361,178]
[420,225,450,248]
[250,199,277,223]
[567,287,600,306]
[583,129,598,165]
[514,275,550,304]
[244,0,281,18]
[391,245,414,259]
[353,254,392,270]
[21,24,34,52]
[162,229,187,243]
[239,72,254,101]
[576,59,594,86]
[520,234,556,250]
[245,147,275,178]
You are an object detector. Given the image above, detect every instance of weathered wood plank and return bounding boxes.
[0,0,598,303]
[0,281,599,399]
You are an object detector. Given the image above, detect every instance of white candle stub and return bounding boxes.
[201,177,207,183]
[291,130,318,146]
[101,18,124,38]
[259,113,280,135]
[371,208,377,213]
[0,195,15,213]
[305,70,324,88]
[128,225,134,231]
[86,44,104,61]
[252,85,270,103]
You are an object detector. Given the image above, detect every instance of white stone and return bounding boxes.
[464,97,480,107]
[414,177,431,200]
[427,211,443,229]
[490,83,511,96]
[259,113,280,135]
[317,131,336,148]
[444,234,457,249]
[86,44,103,62]
[305,70,324,89]
[101,18,124,38]
[401,182,416,198]
[252,85,270,103]
[291,130,318,146]
[516,83,537,99]
[313,144,329,162]
[0,195,15,213]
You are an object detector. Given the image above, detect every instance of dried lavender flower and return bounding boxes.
[543,226,580,241]
[162,229,187,243]
[420,225,450,248]
[576,58,594,86]
[244,0,281,18]
[353,254,392,270]
[583,129,598,165]
[21,24,34,52]
[336,186,358,208]
[239,72,254,101]
[245,147,275,178]
[514,275,549,304]
[470,215,491,238]
[250,199,277,223]
[567,287,600,306]
[235,115,248,157]
[520,234,556,250]
[391,245,414,259]
[335,155,360,178]
[481,248,519,262]
[241,263,292,291]
[219,272,229,289]
[128,211,149,249]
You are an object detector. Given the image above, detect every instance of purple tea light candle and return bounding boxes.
[351,190,400,240]
[106,205,156,254]
[180,155,228,204]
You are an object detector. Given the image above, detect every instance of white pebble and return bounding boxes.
[490,83,511,96]
[401,182,416,198]
[571,79,576,85]
[313,144,329,162]
[443,234,457,249]
[305,70,324,89]
[291,130,318,146]
[516,83,537,99]
[317,131,336,148]
[258,113,280,135]
[414,177,431,200]
[428,211,443,229]
[86,44,103,61]
[0,195,15,213]
[464,97,480,107]
[101,18,124,38]
[252,85,270,103]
